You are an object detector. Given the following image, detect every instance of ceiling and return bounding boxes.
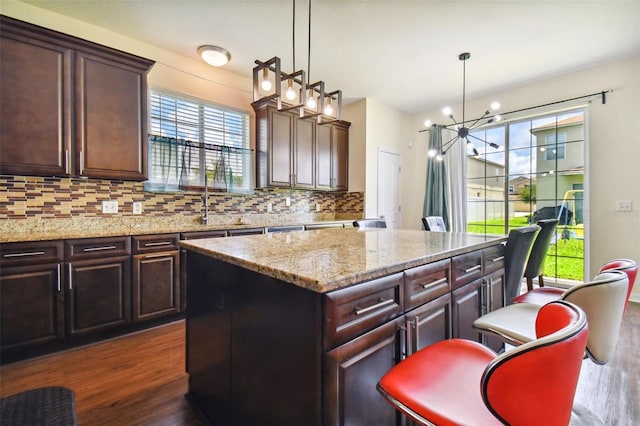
[17,0,640,114]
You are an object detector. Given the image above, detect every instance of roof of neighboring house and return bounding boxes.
[531,113,584,132]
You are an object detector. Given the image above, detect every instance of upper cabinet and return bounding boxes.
[253,101,350,191]
[0,16,154,181]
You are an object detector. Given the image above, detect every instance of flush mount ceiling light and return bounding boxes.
[424,52,502,161]
[198,45,231,67]
[252,0,342,124]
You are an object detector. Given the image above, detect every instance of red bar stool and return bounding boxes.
[377,300,588,425]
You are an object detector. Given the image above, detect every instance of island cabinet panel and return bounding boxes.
[451,278,484,343]
[405,293,452,356]
[186,253,323,426]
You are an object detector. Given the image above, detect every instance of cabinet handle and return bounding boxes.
[57,263,61,293]
[3,251,45,258]
[464,264,482,274]
[83,245,117,252]
[491,256,505,263]
[65,149,70,174]
[79,150,84,174]
[354,298,395,316]
[143,253,174,259]
[68,263,73,290]
[144,241,172,247]
[423,277,448,288]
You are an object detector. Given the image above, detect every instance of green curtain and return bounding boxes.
[423,125,450,230]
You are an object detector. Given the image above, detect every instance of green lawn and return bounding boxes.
[467,218,584,281]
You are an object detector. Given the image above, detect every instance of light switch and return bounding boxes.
[133,202,143,214]
[285,197,291,207]
[616,200,632,212]
[267,203,273,212]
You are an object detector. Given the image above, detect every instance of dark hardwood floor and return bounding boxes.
[1,303,638,425]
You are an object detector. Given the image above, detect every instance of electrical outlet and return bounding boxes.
[133,202,143,215]
[102,200,118,214]
[616,200,632,212]
[316,203,321,212]
[267,203,273,212]
[285,197,291,207]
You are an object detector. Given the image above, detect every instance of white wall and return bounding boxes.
[404,56,640,301]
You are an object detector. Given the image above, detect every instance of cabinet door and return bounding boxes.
[315,124,332,190]
[483,269,505,352]
[132,251,180,322]
[451,279,483,343]
[294,118,315,188]
[67,256,131,337]
[0,30,72,177]
[0,263,64,351]
[406,293,451,356]
[324,317,403,426]
[268,108,294,186]
[75,51,148,180]
[332,125,349,191]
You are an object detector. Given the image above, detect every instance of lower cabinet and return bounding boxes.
[324,318,404,426]
[452,279,484,343]
[132,234,180,322]
[405,293,452,356]
[0,241,65,356]
[66,255,131,337]
[65,236,132,337]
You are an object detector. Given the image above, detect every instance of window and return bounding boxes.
[146,91,252,193]
[544,133,566,160]
[466,109,586,284]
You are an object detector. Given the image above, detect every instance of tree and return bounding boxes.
[519,184,536,203]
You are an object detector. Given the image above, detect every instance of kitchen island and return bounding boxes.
[181,228,507,426]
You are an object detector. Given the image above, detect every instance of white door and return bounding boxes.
[378,150,401,228]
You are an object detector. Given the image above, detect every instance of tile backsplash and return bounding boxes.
[0,176,363,228]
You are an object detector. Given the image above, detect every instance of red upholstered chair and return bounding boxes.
[377,301,588,426]
[513,258,637,312]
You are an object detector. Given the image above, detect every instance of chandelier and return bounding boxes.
[424,52,502,161]
[252,0,342,124]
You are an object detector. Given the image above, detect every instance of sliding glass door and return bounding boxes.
[466,108,586,283]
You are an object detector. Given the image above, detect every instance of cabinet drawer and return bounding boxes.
[483,244,505,275]
[1,240,64,267]
[451,250,483,289]
[404,258,451,310]
[181,230,227,240]
[132,233,179,254]
[64,236,130,260]
[325,272,403,350]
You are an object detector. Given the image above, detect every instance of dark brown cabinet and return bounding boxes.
[65,237,131,337]
[316,122,349,191]
[132,234,180,323]
[0,241,65,354]
[0,16,153,180]
[254,101,349,191]
[324,318,403,426]
[451,245,506,350]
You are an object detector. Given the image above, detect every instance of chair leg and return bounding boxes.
[539,275,545,287]
[527,277,534,291]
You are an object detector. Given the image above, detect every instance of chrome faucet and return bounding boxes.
[202,172,209,225]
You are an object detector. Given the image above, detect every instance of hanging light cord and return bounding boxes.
[292,0,296,71]
[307,0,312,84]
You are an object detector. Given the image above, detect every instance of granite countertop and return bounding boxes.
[180,228,506,293]
[0,217,353,243]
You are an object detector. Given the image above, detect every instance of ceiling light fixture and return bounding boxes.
[198,45,231,67]
[252,0,341,124]
[424,52,502,161]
